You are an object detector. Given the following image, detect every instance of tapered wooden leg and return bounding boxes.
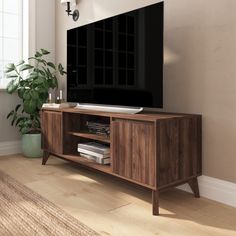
[152,190,159,216]
[188,177,200,198]
[42,151,50,165]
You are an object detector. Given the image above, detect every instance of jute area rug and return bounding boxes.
[0,170,100,236]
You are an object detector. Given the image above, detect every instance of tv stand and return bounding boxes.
[76,103,143,114]
[41,108,202,215]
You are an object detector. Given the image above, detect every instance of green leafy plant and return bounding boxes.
[5,49,66,134]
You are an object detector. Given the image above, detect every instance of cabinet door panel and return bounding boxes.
[112,120,156,187]
[112,121,132,179]
[132,123,155,185]
[41,111,63,154]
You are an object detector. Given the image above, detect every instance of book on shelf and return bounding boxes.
[77,148,110,159]
[79,153,110,165]
[77,142,110,155]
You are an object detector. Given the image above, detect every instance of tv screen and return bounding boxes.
[67,2,163,108]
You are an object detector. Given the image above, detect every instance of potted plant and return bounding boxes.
[5,49,66,158]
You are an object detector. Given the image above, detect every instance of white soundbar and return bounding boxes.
[76,104,143,114]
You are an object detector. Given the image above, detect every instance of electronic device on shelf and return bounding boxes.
[86,121,110,136]
[67,2,163,109]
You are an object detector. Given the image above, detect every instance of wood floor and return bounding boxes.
[0,155,236,236]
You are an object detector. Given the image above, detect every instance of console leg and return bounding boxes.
[42,151,50,165]
[188,177,200,198]
[152,190,159,216]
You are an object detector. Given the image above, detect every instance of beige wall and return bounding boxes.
[0,0,55,143]
[55,0,160,90]
[55,0,236,183]
[0,93,21,142]
[164,0,236,183]
[35,0,55,62]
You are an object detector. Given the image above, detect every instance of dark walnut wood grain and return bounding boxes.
[112,119,156,187]
[157,116,202,189]
[42,151,50,165]
[41,110,63,155]
[152,190,159,215]
[188,177,200,198]
[41,108,202,216]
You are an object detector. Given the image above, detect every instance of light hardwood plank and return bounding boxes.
[0,155,236,236]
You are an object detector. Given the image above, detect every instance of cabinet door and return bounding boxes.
[41,111,63,154]
[112,120,156,187]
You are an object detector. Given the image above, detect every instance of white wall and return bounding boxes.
[55,0,236,183]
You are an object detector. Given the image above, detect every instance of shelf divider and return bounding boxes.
[68,131,110,143]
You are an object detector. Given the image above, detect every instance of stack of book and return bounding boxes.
[86,121,110,136]
[77,142,110,165]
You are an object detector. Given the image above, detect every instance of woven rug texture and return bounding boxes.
[0,170,100,236]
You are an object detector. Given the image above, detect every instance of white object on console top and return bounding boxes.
[76,104,143,114]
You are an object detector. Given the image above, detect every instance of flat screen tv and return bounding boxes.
[67,2,163,108]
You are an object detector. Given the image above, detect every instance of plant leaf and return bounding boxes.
[41,49,50,55]
[15,104,21,112]
[46,68,52,77]
[34,77,45,84]
[19,64,34,72]
[35,51,42,58]
[47,62,56,70]
[18,88,25,99]
[36,58,47,65]
[15,117,25,127]
[23,90,31,100]
[39,92,48,102]
[51,77,58,89]
[30,90,39,100]
[21,127,29,135]
[16,60,25,66]
[11,113,18,126]
[7,110,14,119]
[58,63,66,76]
[38,70,46,76]
[28,57,37,60]
[6,73,18,79]
[27,72,38,80]
[37,100,43,109]
[4,63,15,73]
[6,79,19,94]
[24,100,37,114]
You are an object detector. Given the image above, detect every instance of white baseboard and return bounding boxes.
[178,175,236,208]
[0,140,21,156]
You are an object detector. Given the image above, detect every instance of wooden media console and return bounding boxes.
[41,108,202,215]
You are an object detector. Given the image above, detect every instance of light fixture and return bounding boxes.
[61,0,79,21]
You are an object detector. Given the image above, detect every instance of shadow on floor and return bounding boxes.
[44,158,236,233]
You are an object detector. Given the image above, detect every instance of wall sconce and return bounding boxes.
[61,0,79,21]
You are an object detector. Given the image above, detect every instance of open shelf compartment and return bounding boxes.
[68,131,110,143]
[57,153,111,173]
[63,112,112,169]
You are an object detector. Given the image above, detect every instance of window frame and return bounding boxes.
[0,0,28,90]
